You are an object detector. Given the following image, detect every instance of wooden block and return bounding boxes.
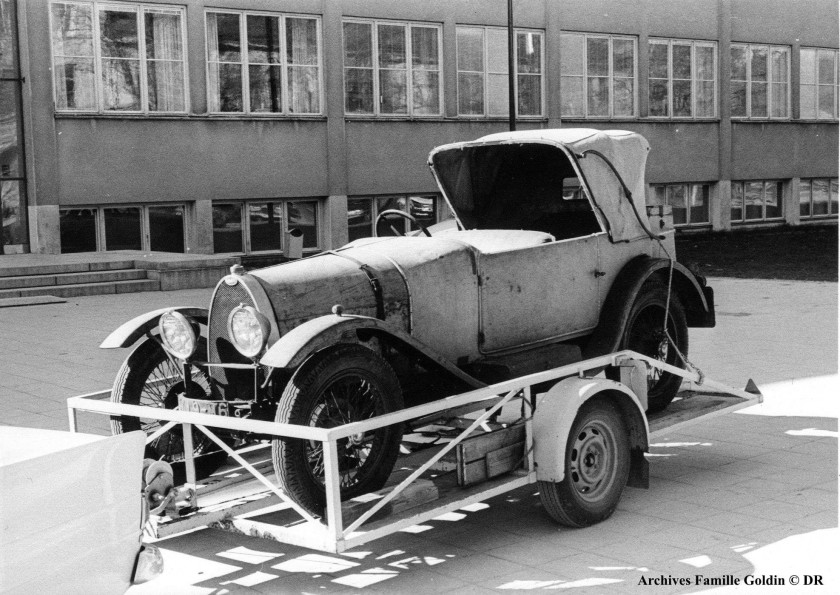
[486,442,524,479]
[341,479,439,526]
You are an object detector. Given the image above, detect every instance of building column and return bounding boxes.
[717,0,733,232]
[190,199,214,254]
[786,178,801,225]
[544,0,562,127]
[714,181,731,231]
[443,17,458,118]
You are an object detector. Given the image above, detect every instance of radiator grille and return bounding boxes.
[208,280,255,400]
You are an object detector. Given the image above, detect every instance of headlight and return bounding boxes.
[158,310,198,359]
[228,305,271,359]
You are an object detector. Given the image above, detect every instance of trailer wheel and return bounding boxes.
[110,337,231,483]
[272,344,404,517]
[539,397,630,527]
[614,281,688,413]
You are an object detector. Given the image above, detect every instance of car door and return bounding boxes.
[477,236,601,353]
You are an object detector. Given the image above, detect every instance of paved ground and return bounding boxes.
[1,277,837,593]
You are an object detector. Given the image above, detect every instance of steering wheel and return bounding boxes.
[374,209,432,238]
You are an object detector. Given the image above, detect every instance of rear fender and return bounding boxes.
[533,377,649,488]
[100,307,209,349]
[259,313,483,388]
[584,255,714,359]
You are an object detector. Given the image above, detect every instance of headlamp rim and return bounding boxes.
[227,305,271,359]
[157,310,198,360]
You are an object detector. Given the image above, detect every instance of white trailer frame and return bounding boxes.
[67,350,760,554]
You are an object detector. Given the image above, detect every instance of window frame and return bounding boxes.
[650,182,712,227]
[341,18,443,118]
[346,194,442,241]
[648,38,718,119]
[204,9,324,116]
[730,180,786,224]
[49,0,189,114]
[559,32,638,119]
[799,178,839,218]
[730,42,791,120]
[455,25,546,119]
[799,47,839,121]
[211,199,322,255]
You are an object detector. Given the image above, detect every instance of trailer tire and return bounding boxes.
[110,337,231,483]
[272,344,404,518]
[539,397,630,527]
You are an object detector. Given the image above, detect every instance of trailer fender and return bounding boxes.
[584,255,714,360]
[100,307,209,349]
[259,313,484,388]
[533,377,649,488]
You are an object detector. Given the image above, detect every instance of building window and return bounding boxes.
[648,39,717,118]
[560,33,636,118]
[800,48,838,120]
[211,200,319,254]
[456,26,544,117]
[731,181,784,223]
[206,11,322,114]
[50,1,187,113]
[347,194,440,242]
[59,203,186,253]
[730,43,789,119]
[799,178,838,218]
[651,183,711,226]
[343,19,441,116]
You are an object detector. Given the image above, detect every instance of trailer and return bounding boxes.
[67,350,760,554]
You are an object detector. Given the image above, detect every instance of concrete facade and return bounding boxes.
[7,0,839,255]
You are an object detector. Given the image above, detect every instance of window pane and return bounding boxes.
[518,74,541,116]
[751,82,768,117]
[149,206,184,252]
[378,24,406,69]
[343,22,371,68]
[345,68,373,113]
[249,64,282,112]
[412,27,439,69]
[145,11,183,61]
[799,180,812,217]
[60,208,97,253]
[208,62,243,111]
[379,69,407,114]
[288,66,320,113]
[247,15,280,64]
[99,9,138,59]
[53,57,96,110]
[213,204,243,252]
[288,201,317,248]
[587,76,609,116]
[818,50,835,84]
[147,60,185,111]
[731,183,744,221]
[413,70,440,115]
[104,207,141,250]
[696,45,715,80]
[208,13,240,62]
[249,203,283,252]
[1,180,26,245]
[812,179,829,215]
[666,185,687,225]
[648,42,668,79]
[487,72,508,115]
[376,196,407,235]
[751,47,767,81]
[689,184,710,223]
[457,27,483,71]
[731,46,747,80]
[409,196,436,230]
[696,80,715,117]
[651,186,666,206]
[287,18,319,66]
[587,38,609,76]
[487,28,508,74]
[613,77,634,116]
[347,198,373,242]
[672,79,691,117]
[731,81,747,117]
[560,34,583,76]
[51,3,94,57]
[101,58,140,110]
[800,49,816,84]
[613,38,634,78]
[831,180,838,214]
[560,76,584,116]
[771,82,788,117]
[458,72,484,114]
[818,85,834,118]
[649,79,668,116]
[771,48,788,82]
[517,33,541,74]
[744,182,764,220]
[672,44,691,80]
[0,82,22,176]
[764,182,782,219]
[800,85,816,118]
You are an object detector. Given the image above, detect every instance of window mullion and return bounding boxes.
[372,22,380,116]
[241,12,249,114]
[607,36,613,118]
[280,16,288,115]
[406,24,413,116]
[138,8,148,113]
[668,41,673,118]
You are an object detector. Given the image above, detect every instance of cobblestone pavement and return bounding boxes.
[1,277,837,593]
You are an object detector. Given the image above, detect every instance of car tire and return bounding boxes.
[538,397,630,527]
[272,343,404,518]
[613,280,688,413]
[110,337,230,483]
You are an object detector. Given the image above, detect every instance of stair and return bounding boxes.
[0,266,159,299]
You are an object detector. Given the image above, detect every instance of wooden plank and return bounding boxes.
[648,392,749,435]
[486,442,524,478]
[451,423,525,463]
[341,479,439,526]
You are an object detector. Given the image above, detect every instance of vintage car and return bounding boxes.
[102,128,714,518]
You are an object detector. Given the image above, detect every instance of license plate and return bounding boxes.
[178,396,249,417]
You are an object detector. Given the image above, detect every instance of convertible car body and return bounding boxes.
[102,128,714,516]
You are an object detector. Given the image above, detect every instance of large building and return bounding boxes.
[1,0,837,257]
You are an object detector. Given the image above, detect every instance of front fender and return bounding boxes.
[259,313,483,388]
[100,307,208,349]
[533,377,649,486]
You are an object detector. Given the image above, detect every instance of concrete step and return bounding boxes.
[0,279,160,299]
[0,269,148,290]
[0,258,136,278]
